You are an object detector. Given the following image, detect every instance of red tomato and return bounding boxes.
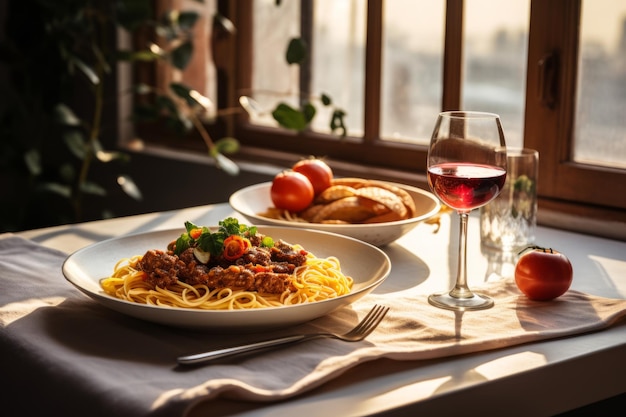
[271,170,314,212]
[514,246,573,301]
[292,158,333,195]
[222,235,251,261]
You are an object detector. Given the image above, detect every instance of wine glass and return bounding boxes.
[427,111,507,311]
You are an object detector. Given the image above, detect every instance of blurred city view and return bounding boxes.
[575,6,626,168]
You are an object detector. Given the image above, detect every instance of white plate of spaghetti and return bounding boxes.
[62,221,390,330]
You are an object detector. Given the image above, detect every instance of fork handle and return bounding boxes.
[177,334,307,365]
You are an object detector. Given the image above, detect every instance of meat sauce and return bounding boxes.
[136,232,307,294]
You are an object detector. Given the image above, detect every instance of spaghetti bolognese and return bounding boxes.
[100,218,353,310]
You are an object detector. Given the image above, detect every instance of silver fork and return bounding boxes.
[177,304,390,366]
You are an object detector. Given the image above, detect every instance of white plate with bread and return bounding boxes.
[229,178,441,246]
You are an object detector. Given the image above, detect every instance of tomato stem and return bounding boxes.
[518,245,554,255]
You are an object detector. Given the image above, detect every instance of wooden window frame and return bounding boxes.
[524,0,626,234]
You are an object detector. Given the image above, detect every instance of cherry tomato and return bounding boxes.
[292,158,333,196]
[222,235,251,261]
[271,170,315,212]
[514,246,573,301]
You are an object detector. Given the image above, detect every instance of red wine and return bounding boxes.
[428,163,506,212]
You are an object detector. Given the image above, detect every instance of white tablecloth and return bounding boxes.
[2,234,626,417]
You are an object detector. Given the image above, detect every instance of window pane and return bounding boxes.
[249,0,300,127]
[574,1,626,169]
[463,0,530,148]
[311,0,366,136]
[381,0,445,144]
[162,1,217,106]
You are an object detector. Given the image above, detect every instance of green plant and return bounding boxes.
[263,36,347,137]
[231,21,347,138]
[0,0,227,231]
[0,0,346,232]
[1,0,139,231]
[127,5,242,175]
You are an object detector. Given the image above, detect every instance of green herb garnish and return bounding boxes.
[173,217,273,255]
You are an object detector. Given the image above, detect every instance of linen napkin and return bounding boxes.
[2,234,626,417]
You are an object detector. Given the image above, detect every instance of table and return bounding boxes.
[10,203,626,416]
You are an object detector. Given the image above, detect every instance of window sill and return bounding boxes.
[537,199,626,242]
[126,143,626,242]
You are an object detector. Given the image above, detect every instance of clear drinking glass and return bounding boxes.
[480,148,538,252]
[427,111,508,311]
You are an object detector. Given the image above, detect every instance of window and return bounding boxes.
[138,0,626,235]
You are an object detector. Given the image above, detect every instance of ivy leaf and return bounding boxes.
[286,38,307,65]
[160,10,183,40]
[213,13,237,35]
[179,115,194,132]
[70,55,100,85]
[272,103,308,131]
[96,149,131,163]
[321,93,332,106]
[330,109,347,137]
[170,83,194,105]
[55,104,82,126]
[133,83,153,95]
[36,182,71,198]
[117,175,143,200]
[189,90,214,113]
[171,41,193,69]
[24,149,42,176]
[155,95,180,116]
[214,137,240,154]
[80,180,107,197]
[214,153,240,176]
[155,23,176,41]
[178,11,200,31]
[301,102,316,123]
[63,130,88,160]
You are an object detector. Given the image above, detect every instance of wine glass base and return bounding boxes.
[428,292,494,311]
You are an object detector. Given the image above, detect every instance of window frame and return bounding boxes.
[524,0,626,226]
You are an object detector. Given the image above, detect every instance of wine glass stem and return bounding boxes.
[450,212,473,299]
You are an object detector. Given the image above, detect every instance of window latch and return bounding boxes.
[537,52,559,109]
